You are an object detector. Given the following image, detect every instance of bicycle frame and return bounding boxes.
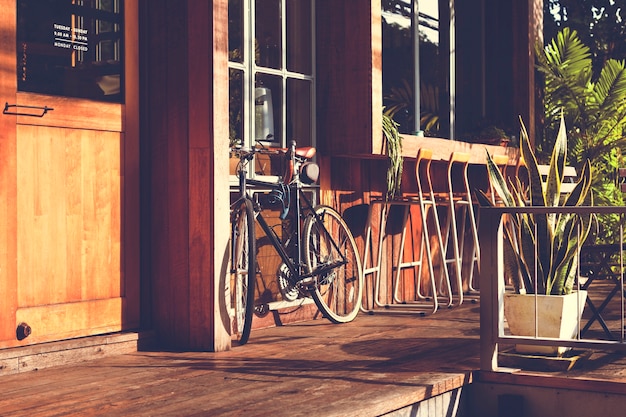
[230,149,348,288]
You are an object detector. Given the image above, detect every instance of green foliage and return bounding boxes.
[544,1,626,74]
[382,112,403,200]
[536,27,626,243]
[479,114,593,295]
[383,80,440,135]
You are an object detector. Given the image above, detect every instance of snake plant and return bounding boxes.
[479,113,593,295]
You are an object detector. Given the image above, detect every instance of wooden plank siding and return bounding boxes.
[315,0,382,157]
[141,0,230,351]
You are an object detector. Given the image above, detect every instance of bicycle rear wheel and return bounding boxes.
[231,198,256,345]
[303,205,363,323]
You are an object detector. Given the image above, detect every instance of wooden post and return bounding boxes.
[142,0,231,351]
[479,207,504,371]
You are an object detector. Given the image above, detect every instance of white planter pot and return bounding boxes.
[504,291,587,355]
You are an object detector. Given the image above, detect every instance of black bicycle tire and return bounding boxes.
[231,198,256,345]
[303,205,363,323]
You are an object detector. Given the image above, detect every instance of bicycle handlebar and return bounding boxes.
[230,146,281,161]
[230,140,316,163]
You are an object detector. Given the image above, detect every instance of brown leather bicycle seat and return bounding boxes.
[295,147,316,159]
[269,146,316,160]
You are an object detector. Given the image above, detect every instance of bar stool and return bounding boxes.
[437,152,480,306]
[360,200,433,314]
[387,149,453,310]
[360,149,452,315]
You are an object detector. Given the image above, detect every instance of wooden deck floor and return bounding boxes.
[1,300,626,417]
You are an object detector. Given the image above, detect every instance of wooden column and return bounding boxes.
[142,0,231,351]
[315,0,381,157]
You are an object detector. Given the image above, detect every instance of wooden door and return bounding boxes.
[0,0,139,348]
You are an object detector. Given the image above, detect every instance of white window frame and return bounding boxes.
[229,0,316,171]
[383,0,456,139]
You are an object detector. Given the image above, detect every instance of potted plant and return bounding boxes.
[475,125,509,146]
[382,111,403,200]
[479,113,593,356]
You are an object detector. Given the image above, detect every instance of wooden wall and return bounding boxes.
[141,0,231,351]
[315,0,382,157]
[138,0,536,351]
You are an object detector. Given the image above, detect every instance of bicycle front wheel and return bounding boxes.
[303,205,363,323]
[231,198,256,345]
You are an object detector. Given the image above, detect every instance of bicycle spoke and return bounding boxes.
[230,199,256,344]
[304,206,363,323]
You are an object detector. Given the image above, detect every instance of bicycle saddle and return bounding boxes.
[271,146,316,160]
[294,147,316,160]
[282,144,317,184]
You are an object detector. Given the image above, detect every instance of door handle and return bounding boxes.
[3,102,54,117]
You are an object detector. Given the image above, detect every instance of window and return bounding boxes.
[228,0,315,153]
[17,0,124,103]
[382,0,454,138]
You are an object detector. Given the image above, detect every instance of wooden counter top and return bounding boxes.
[335,135,520,165]
[401,135,519,165]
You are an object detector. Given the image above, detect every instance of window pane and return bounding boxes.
[229,68,244,148]
[17,0,124,102]
[229,0,244,64]
[286,0,311,75]
[419,1,442,137]
[286,78,311,147]
[255,0,282,69]
[382,5,412,133]
[382,0,445,137]
[255,74,282,143]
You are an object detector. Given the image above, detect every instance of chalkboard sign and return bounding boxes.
[17,0,124,102]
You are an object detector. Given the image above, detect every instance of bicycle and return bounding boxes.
[229,140,363,345]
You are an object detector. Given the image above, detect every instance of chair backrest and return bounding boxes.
[492,154,509,170]
[537,164,578,194]
[415,148,434,197]
[447,152,471,194]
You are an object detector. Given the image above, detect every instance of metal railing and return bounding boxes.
[478,206,626,371]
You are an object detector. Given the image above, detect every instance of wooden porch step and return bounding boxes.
[0,331,155,377]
